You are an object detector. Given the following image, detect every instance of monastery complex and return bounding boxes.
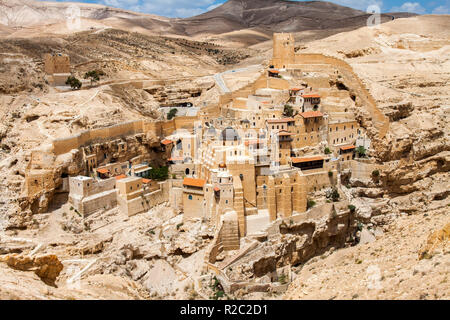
[23,34,379,287]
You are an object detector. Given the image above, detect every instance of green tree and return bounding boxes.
[66,76,82,90]
[356,146,366,157]
[84,70,105,85]
[283,104,294,117]
[324,147,331,155]
[149,166,169,181]
[167,108,178,120]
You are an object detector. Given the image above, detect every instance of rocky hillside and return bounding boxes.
[284,15,450,300]
[0,0,163,27]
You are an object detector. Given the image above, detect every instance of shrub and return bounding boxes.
[307,199,316,209]
[328,187,340,202]
[348,205,356,213]
[324,147,331,155]
[149,166,169,181]
[328,171,333,177]
[356,146,366,157]
[66,76,82,90]
[278,274,287,285]
[283,104,294,117]
[214,290,225,300]
[372,170,380,177]
[167,108,178,120]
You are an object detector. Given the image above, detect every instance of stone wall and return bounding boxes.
[44,54,70,75]
[119,181,169,217]
[52,116,199,155]
[294,53,389,140]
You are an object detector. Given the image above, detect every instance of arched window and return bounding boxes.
[188,195,193,200]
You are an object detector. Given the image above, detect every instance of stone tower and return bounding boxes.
[272,33,295,69]
[44,53,70,75]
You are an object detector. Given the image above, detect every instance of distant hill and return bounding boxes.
[0,0,417,46]
[178,0,417,36]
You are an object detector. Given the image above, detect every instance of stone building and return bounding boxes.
[44,53,71,86]
[68,176,117,216]
[327,119,359,152]
[116,176,169,217]
[182,177,207,221]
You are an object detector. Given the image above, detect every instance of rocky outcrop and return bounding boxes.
[418,223,449,260]
[222,202,356,284]
[1,254,64,286]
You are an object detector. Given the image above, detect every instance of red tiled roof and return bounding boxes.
[245,139,264,146]
[268,69,279,74]
[97,168,109,174]
[183,177,206,188]
[300,111,324,118]
[219,163,227,168]
[290,87,302,91]
[267,118,295,123]
[278,131,294,136]
[168,157,183,162]
[292,156,324,164]
[115,174,127,180]
[214,187,220,192]
[302,94,320,98]
[161,139,173,145]
[340,145,356,151]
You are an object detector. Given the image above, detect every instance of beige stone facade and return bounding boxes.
[272,33,295,69]
[68,176,117,216]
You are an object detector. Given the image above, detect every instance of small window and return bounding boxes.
[188,195,193,200]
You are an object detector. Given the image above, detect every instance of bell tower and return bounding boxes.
[271,33,295,69]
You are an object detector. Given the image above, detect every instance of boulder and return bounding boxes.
[2,254,64,286]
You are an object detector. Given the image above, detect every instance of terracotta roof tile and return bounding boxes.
[292,156,324,164]
[278,131,294,136]
[267,118,295,123]
[161,139,173,145]
[300,111,324,118]
[97,168,109,174]
[340,145,356,151]
[183,177,206,188]
[115,174,127,180]
[302,94,320,98]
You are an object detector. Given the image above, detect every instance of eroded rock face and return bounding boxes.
[2,254,64,287]
[418,223,449,260]
[225,205,356,283]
